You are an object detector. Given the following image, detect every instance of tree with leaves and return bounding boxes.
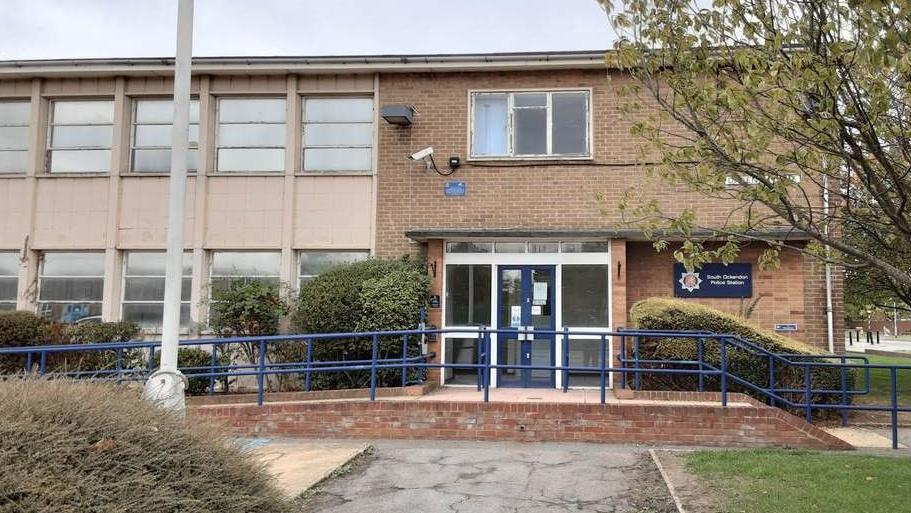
[599,0,911,310]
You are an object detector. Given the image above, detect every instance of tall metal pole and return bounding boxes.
[142,0,193,414]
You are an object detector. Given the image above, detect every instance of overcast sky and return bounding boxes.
[0,0,616,60]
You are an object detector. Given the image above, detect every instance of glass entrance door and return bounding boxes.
[497,266,555,388]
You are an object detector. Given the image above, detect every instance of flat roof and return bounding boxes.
[0,50,610,78]
[405,227,812,242]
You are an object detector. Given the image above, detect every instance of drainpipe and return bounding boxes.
[823,174,835,353]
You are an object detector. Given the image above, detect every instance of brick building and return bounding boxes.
[0,51,842,390]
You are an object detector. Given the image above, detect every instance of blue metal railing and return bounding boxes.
[1,327,908,449]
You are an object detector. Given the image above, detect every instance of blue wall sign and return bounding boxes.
[775,323,798,332]
[673,262,753,298]
[444,181,466,196]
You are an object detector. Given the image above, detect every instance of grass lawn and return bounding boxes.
[686,450,911,513]
[847,352,911,405]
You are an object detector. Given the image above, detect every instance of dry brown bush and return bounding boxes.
[0,379,296,513]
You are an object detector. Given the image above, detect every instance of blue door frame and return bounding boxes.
[497,265,556,388]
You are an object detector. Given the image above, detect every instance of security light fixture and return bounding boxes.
[382,104,415,126]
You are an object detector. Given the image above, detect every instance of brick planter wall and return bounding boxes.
[194,399,851,450]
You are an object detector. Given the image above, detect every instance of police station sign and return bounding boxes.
[673,262,753,298]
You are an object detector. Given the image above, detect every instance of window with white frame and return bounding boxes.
[0,101,30,174]
[298,250,369,288]
[37,252,105,322]
[302,98,373,173]
[216,98,286,173]
[470,91,590,159]
[121,251,192,331]
[0,252,18,310]
[47,100,114,173]
[210,251,281,294]
[131,98,200,173]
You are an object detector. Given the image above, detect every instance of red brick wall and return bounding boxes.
[194,398,850,450]
[625,242,841,351]
[374,70,788,258]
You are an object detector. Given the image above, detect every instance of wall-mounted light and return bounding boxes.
[382,105,414,126]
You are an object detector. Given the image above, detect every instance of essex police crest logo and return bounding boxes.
[679,271,702,292]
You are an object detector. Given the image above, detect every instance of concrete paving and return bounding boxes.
[300,440,677,513]
[822,427,907,449]
[242,439,370,497]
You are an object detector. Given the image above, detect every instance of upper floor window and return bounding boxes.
[122,251,192,331]
[470,91,590,159]
[210,251,281,294]
[131,98,200,173]
[0,252,18,310]
[298,250,369,288]
[37,252,105,322]
[0,101,30,174]
[47,100,114,173]
[216,98,285,173]
[302,98,373,173]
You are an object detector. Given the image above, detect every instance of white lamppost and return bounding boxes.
[142,0,194,413]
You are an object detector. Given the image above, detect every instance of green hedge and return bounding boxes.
[293,258,430,390]
[628,298,853,410]
[153,347,228,395]
[0,311,143,375]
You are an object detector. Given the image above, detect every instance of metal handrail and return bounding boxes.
[1,327,907,449]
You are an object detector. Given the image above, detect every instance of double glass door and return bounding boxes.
[497,266,555,387]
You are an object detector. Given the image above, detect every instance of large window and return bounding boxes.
[302,98,373,173]
[210,251,281,294]
[470,91,590,159]
[216,98,286,173]
[131,98,200,173]
[0,252,17,310]
[0,101,29,174]
[298,250,369,288]
[37,252,105,322]
[121,252,191,331]
[47,100,114,173]
[561,265,609,327]
[445,265,491,326]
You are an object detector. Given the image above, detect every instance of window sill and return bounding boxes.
[38,172,111,178]
[0,173,27,178]
[295,171,374,177]
[466,155,594,163]
[205,172,286,177]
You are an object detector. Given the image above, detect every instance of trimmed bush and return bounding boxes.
[0,379,294,512]
[0,311,49,372]
[628,298,853,410]
[293,258,430,390]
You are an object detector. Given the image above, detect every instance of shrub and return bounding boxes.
[52,321,143,374]
[628,298,853,410]
[0,379,295,512]
[0,311,49,372]
[207,280,293,392]
[293,258,430,390]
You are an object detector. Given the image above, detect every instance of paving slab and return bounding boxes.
[823,427,907,449]
[241,439,369,497]
[299,439,676,513]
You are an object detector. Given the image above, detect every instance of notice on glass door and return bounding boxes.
[510,306,522,327]
[533,282,548,305]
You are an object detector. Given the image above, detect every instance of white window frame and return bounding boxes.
[297,249,370,289]
[120,251,192,333]
[46,99,114,174]
[36,251,105,322]
[0,100,30,175]
[208,250,282,299]
[214,97,286,174]
[129,97,200,174]
[301,96,374,174]
[467,88,593,161]
[0,251,18,310]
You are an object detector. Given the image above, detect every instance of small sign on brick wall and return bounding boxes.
[673,262,753,298]
[775,323,798,332]
[444,181,466,196]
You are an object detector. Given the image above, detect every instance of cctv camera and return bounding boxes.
[409,147,434,161]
